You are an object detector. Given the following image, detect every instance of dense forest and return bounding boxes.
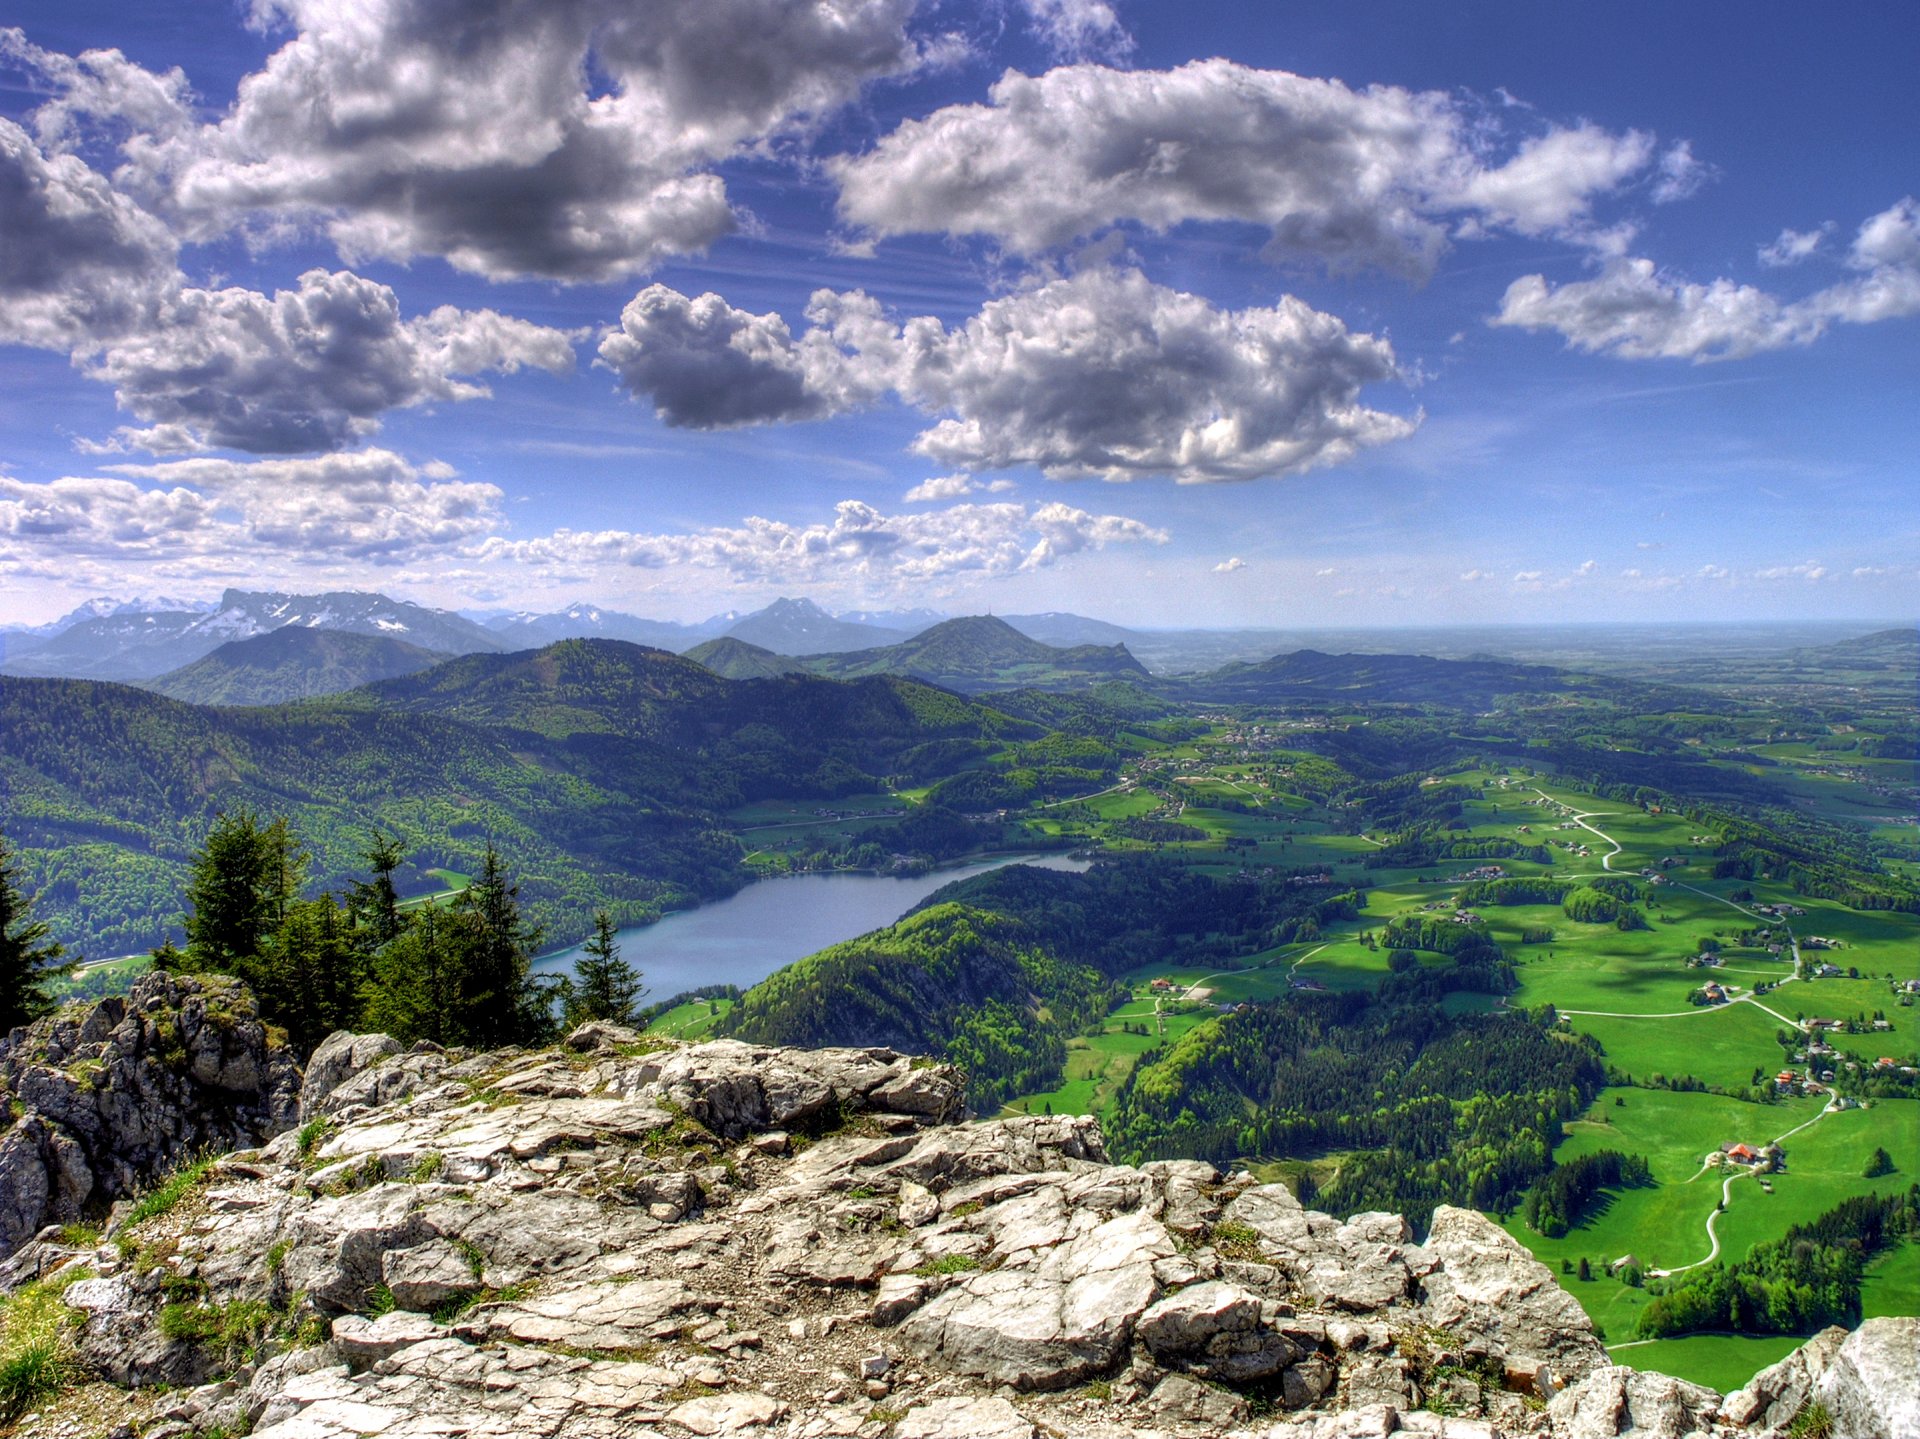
[1106,992,1604,1226]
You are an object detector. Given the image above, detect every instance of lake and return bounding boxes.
[532,852,1090,1002]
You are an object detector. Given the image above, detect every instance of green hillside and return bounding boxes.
[800,615,1153,692]
[683,636,809,679]
[0,642,1040,955]
[146,627,448,705]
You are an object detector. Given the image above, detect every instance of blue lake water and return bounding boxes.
[532,853,1090,1003]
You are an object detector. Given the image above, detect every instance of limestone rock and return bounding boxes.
[893,1394,1037,1439]
[0,972,299,1259]
[299,1031,402,1122]
[11,1023,1895,1439]
[1547,1365,1722,1439]
[1418,1205,1608,1382]
[1721,1325,1848,1430]
[1811,1316,1920,1439]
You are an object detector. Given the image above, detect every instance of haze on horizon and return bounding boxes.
[1,1,1915,630]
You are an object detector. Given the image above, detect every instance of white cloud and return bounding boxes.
[81,269,576,453]
[905,474,978,502]
[1493,197,1920,361]
[1752,559,1827,582]
[1512,569,1543,583]
[1759,223,1832,268]
[102,449,505,558]
[473,497,1166,583]
[1458,568,1490,582]
[1576,558,1596,574]
[12,1,938,283]
[0,449,501,577]
[0,116,179,351]
[1650,141,1710,203]
[1,112,578,452]
[1213,556,1246,573]
[1016,0,1133,62]
[833,61,1666,275]
[601,265,1417,482]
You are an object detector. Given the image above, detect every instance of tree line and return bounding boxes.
[3,814,644,1056]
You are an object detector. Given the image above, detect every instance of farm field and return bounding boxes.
[646,996,736,1040]
[998,743,1915,1385]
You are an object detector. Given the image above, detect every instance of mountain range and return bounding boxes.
[0,589,503,682]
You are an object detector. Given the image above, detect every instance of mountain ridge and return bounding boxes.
[143,626,450,706]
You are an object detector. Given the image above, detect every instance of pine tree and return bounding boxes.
[0,835,73,1033]
[348,830,406,950]
[362,903,464,1047]
[183,810,304,972]
[565,911,643,1030]
[456,842,550,1047]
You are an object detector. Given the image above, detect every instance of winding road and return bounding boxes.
[1522,791,1841,1278]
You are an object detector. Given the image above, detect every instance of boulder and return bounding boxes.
[0,973,300,1260]
[1418,1205,1609,1381]
[1547,1365,1722,1439]
[298,1031,402,1121]
[1721,1325,1848,1430]
[1812,1316,1920,1439]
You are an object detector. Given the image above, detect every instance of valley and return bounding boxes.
[1,600,1913,1396]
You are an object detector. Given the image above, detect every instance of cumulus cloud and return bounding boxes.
[601,265,1417,482]
[0,117,179,350]
[0,449,501,570]
[832,61,1666,275]
[1753,559,1827,582]
[1213,556,1246,573]
[903,474,1012,501]
[1493,197,1920,361]
[2,109,579,452]
[1458,568,1490,582]
[0,473,212,548]
[472,497,1166,582]
[81,269,577,453]
[12,0,937,282]
[1651,141,1710,203]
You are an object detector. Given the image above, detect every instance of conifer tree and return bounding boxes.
[565,911,643,1030]
[0,835,73,1032]
[457,841,549,1047]
[183,810,303,972]
[348,830,406,950]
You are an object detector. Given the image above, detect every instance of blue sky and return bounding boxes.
[1,0,1914,627]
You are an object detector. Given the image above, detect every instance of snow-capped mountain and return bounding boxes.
[1,589,503,683]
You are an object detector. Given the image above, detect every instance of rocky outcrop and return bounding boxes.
[0,1025,1902,1439]
[0,971,300,1259]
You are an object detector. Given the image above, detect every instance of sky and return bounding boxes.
[1,0,1916,629]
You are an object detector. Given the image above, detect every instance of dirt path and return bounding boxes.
[1651,1098,1837,1276]
[1180,943,1328,1002]
[1532,788,1623,870]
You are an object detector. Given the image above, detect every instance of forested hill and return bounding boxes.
[145,627,448,706]
[797,615,1154,693]
[0,647,1038,956]
[681,636,808,680]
